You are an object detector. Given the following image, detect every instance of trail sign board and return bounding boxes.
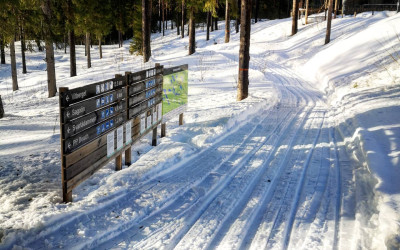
[162,65,188,121]
[59,65,164,202]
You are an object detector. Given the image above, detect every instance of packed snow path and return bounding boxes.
[18,59,357,250]
[3,13,399,250]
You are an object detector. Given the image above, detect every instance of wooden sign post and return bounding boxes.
[59,65,164,202]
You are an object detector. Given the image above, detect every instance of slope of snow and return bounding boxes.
[0,11,399,249]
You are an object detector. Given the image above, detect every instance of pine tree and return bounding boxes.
[325,0,334,44]
[0,36,6,65]
[291,0,299,35]
[1,1,20,91]
[142,0,152,62]
[225,0,230,43]
[41,0,57,97]
[237,0,251,101]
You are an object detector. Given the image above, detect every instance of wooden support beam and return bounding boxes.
[179,113,184,126]
[125,147,132,165]
[115,154,122,171]
[152,127,157,146]
[161,123,166,137]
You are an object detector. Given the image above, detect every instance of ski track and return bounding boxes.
[19,27,359,250]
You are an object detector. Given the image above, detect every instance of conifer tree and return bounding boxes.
[237,0,251,101]
[225,0,230,43]
[1,1,20,91]
[41,0,57,97]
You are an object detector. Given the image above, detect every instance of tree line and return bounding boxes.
[1,0,339,101]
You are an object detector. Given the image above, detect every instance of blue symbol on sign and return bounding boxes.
[101,97,105,106]
[106,121,110,129]
[104,83,108,91]
[101,124,105,132]
[105,108,110,117]
[96,99,101,108]
[110,94,114,102]
[110,107,114,115]
[96,85,100,94]
[101,110,106,119]
[106,96,109,104]
[97,126,101,135]
[110,119,114,127]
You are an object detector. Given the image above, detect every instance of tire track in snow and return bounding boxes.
[22,103,274,249]
[87,106,294,249]
[106,107,297,249]
[171,107,309,250]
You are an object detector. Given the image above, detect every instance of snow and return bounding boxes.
[1,11,399,249]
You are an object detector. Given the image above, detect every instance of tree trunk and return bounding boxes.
[291,0,299,35]
[20,24,27,74]
[177,9,180,35]
[86,32,91,68]
[41,0,57,98]
[45,40,57,97]
[214,16,218,30]
[254,0,259,23]
[211,15,214,31]
[0,36,5,64]
[181,0,185,38]
[99,37,102,59]
[342,0,346,17]
[10,38,18,91]
[159,0,162,33]
[206,11,211,41]
[69,29,76,77]
[334,0,338,18]
[64,34,67,54]
[188,7,195,55]
[162,0,165,36]
[236,0,240,33]
[325,0,334,44]
[305,0,309,24]
[142,0,151,62]
[237,0,252,101]
[225,0,230,43]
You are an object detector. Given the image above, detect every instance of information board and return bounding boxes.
[162,65,188,121]
[59,66,164,202]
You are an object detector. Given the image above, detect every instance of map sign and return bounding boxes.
[162,65,188,121]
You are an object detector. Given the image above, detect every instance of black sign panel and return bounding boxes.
[60,76,125,107]
[63,88,126,123]
[63,100,126,139]
[163,64,188,75]
[64,112,126,154]
[128,94,162,119]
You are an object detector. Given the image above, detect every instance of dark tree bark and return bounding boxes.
[334,0,338,18]
[325,0,334,44]
[177,8,180,35]
[305,0,309,24]
[64,34,67,54]
[86,32,91,68]
[10,38,18,91]
[181,0,185,38]
[291,0,299,35]
[69,29,76,77]
[0,36,5,64]
[225,0,230,43]
[159,0,162,33]
[235,0,240,33]
[41,0,57,98]
[188,7,195,55]
[206,11,211,41]
[214,16,218,30]
[20,24,27,74]
[162,0,165,36]
[254,0,259,23]
[99,37,102,59]
[237,0,252,101]
[142,0,151,62]
[211,15,214,32]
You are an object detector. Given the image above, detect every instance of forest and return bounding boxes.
[0,0,398,99]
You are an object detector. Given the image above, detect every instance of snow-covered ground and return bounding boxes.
[0,11,399,249]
